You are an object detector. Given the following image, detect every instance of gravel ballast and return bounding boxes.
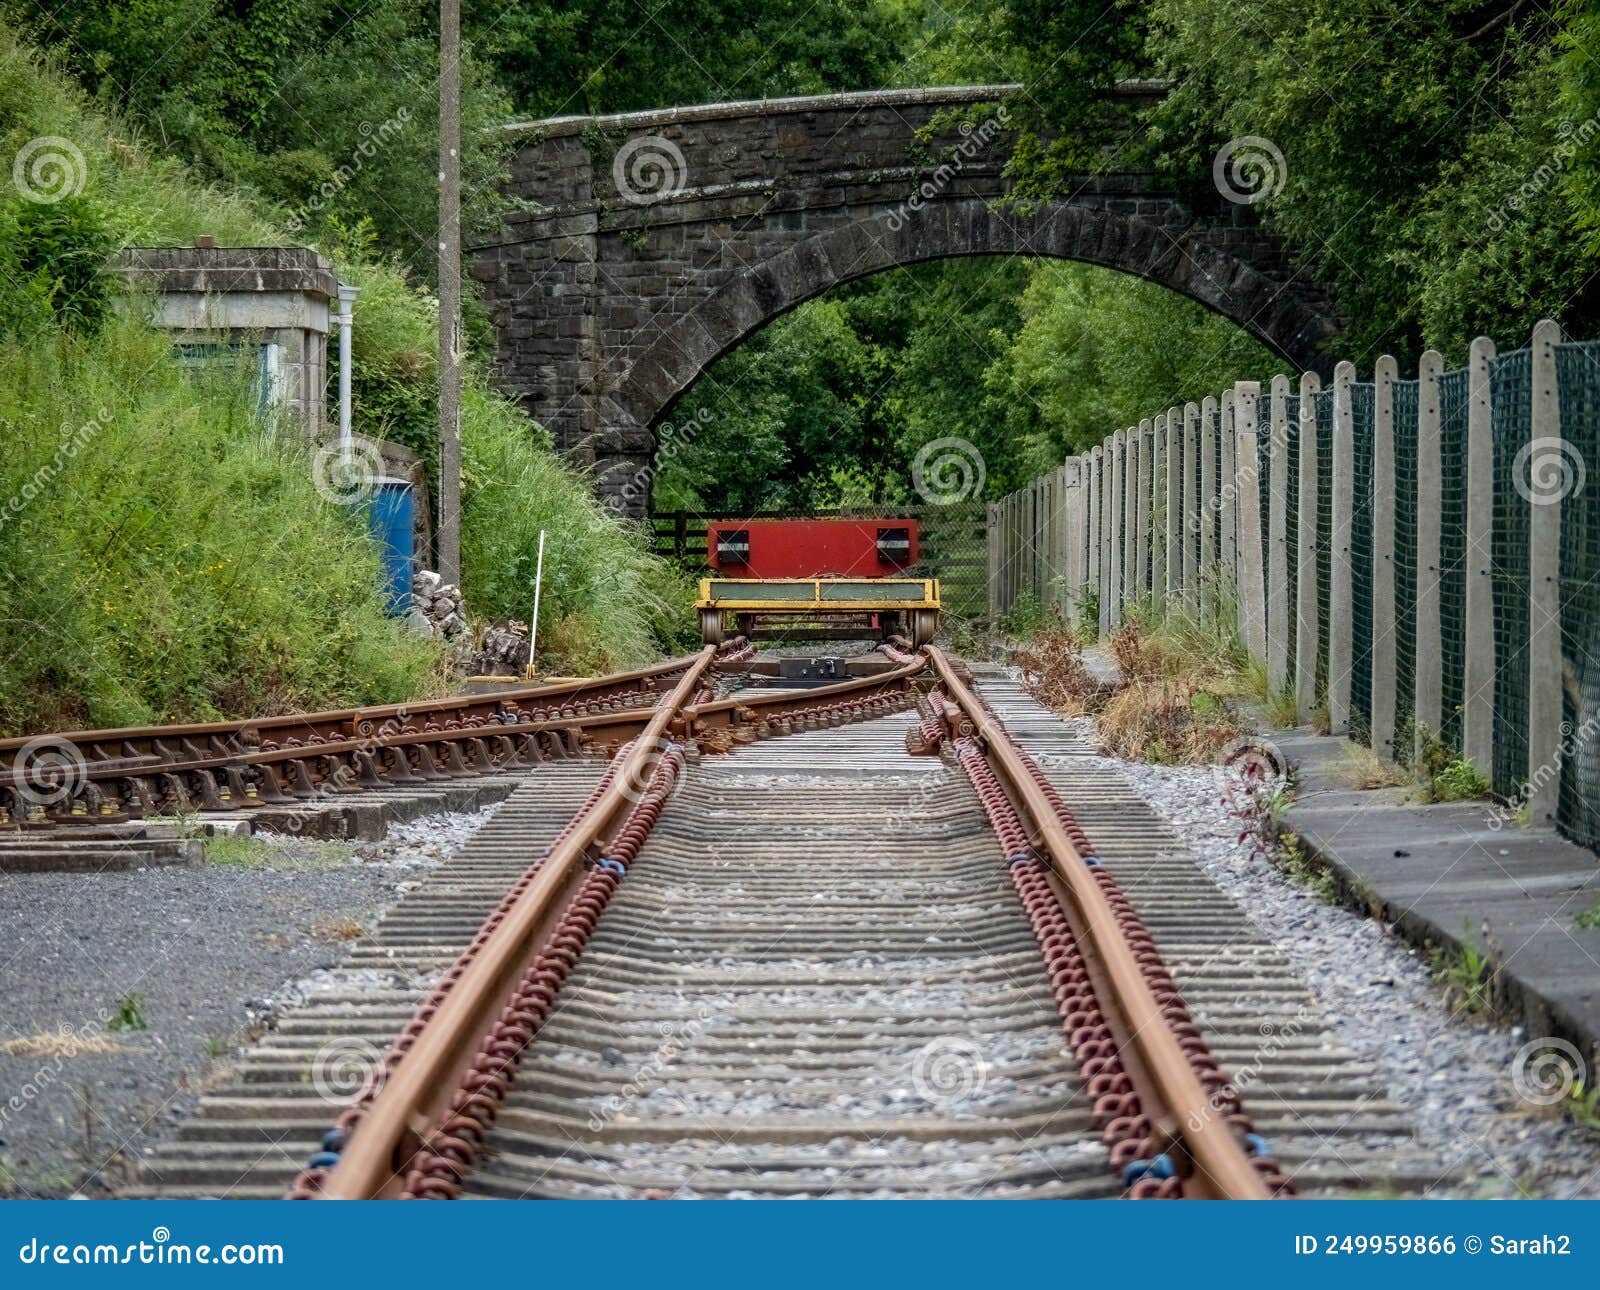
[1055,709,1600,1198]
[0,807,494,1197]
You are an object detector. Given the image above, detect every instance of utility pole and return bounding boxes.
[436,0,462,585]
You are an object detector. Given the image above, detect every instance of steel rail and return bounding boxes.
[309,650,927,1198]
[0,652,702,760]
[316,647,720,1199]
[923,646,1269,1200]
[0,650,926,827]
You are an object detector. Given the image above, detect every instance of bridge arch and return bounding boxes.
[474,86,1338,514]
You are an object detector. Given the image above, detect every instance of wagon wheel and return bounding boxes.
[909,608,939,648]
[735,613,756,640]
[699,608,724,646]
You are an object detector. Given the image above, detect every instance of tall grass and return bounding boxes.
[460,386,697,670]
[0,25,691,718]
[0,320,441,730]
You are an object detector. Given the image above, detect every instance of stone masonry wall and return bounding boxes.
[472,86,1339,516]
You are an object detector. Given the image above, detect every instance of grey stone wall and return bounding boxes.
[474,85,1339,515]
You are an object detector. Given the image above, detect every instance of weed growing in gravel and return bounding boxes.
[108,993,147,1032]
[203,835,350,870]
[1563,1079,1600,1134]
[1275,832,1336,903]
[1429,923,1502,1017]
[1575,899,1600,931]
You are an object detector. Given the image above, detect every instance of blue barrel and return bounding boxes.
[364,477,416,614]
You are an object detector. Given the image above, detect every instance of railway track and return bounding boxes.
[121,647,1441,1199]
[0,653,709,831]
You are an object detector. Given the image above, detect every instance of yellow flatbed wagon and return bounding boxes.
[696,577,941,646]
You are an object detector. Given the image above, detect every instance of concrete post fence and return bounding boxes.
[986,317,1599,852]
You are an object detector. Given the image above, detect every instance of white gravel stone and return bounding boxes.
[1066,711,1600,1198]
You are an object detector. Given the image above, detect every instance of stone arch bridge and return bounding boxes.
[472,85,1338,513]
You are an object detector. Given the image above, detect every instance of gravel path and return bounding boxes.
[0,807,495,1197]
[1036,694,1600,1198]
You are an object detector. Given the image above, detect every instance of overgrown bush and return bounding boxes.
[0,27,689,717]
[1013,629,1113,716]
[0,195,114,337]
[0,320,441,730]
[461,386,696,671]
[1017,614,1250,764]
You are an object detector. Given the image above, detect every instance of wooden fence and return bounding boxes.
[990,318,1600,850]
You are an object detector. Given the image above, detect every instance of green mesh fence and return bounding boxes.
[1315,389,1334,701]
[1392,380,1419,756]
[1349,382,1376,745]
[1438,368,1470,752]
[1490,348,1533,801]
[1558,341,1600,849]
[1000,337,1600,858]
[1213,412,1225,590]
[1283,392,1300,685]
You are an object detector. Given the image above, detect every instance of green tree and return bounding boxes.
[469,0,914,117]
[5,0,511,274]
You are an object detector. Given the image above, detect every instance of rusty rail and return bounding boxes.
[315,647,721,1198]
[273,643,1272,1199]
[922,646,1272,1200]
[0,653,701,758]
[301,648,927,1198]
[0,653,718,825]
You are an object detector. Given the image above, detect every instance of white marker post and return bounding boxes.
[335,282,358,469]
[527,529,546,678]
